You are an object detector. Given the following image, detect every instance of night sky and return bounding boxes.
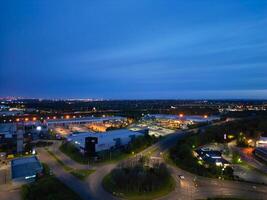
[0,0,267,99]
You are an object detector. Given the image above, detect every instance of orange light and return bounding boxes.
[33,117,37,121]
[66,115,70,119]
[25,118,29,122]
[204,115,208,118]
[16,118,20,122]
[179,114,184,118]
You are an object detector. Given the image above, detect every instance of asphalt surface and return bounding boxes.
[38,148,94,200]
[37,119,267,200]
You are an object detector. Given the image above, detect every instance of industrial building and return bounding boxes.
[195,148,230,167]
[254,147,267,162]
[67,129,145,155]
[256,136,267,148]
[45,116,126,128]
[0,123,24,154]
[148,114,220,123]
[11,156,43,183]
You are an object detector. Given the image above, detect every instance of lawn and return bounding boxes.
[46,148,73,171]
[46,148,95,180]
[21,164,81,200]
[59,134,159,165]
[70,169,95,180]
[59,142,90,164]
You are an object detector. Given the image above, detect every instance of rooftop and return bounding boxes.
[11,156,43,180]
[46,116,125,124]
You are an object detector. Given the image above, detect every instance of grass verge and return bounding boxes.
[46,148,73,171]
[21,164,81,200]
[45,148,95,180]
[70,169,95,180]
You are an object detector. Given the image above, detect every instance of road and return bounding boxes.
[37,148,94,200]
[38,119,267,200]
[0,185,20,200]
[141,131,267,200]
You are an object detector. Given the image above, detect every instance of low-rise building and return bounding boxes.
[254,147,267,162]
[67,129,145,155]
[195,148,230,167]
[45,116,126,128]
[11,156,43,183]
[256,136,267,148]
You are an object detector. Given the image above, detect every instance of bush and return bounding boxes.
[169,134,234,179]
[21,176,81,200]
[106,157,171,193]
[103,157,175,200]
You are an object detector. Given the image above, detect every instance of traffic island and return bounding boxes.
[102,156,175,200]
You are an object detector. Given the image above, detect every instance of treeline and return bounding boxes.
[125,134,159,153]
[169,116,267,178]
[201,116,267,145]
[169,134,234,179]
[106,157,171,193]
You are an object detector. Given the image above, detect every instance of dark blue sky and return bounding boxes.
[1,0,267,99]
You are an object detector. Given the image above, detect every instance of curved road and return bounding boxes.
[38,120,267,200]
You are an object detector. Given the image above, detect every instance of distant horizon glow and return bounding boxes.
[1,1,267,99]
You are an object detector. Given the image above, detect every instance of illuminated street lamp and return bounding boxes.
[179,113,184,118]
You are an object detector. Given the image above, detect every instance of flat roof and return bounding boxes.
[148,114,220,122]
[68,129,144,148]
[68,129,143,139]
[11,156,43,179]
[46,116,125,124]
[255,147,267,155]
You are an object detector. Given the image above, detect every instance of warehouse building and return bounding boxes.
[254,147,267,162]
[67,129,145,155]
[45,116,126,128]
[11,156,43,183]
[148,114,220,123]
[256,136,267,148]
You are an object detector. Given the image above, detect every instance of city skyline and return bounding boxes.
[1,0,267,99]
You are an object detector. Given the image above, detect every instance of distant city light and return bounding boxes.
[36,126,42,131]
[179,114,184,118]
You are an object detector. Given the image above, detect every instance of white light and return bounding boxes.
[25,175,36,179]
[36,126,42,131]
[32,149,36,155]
